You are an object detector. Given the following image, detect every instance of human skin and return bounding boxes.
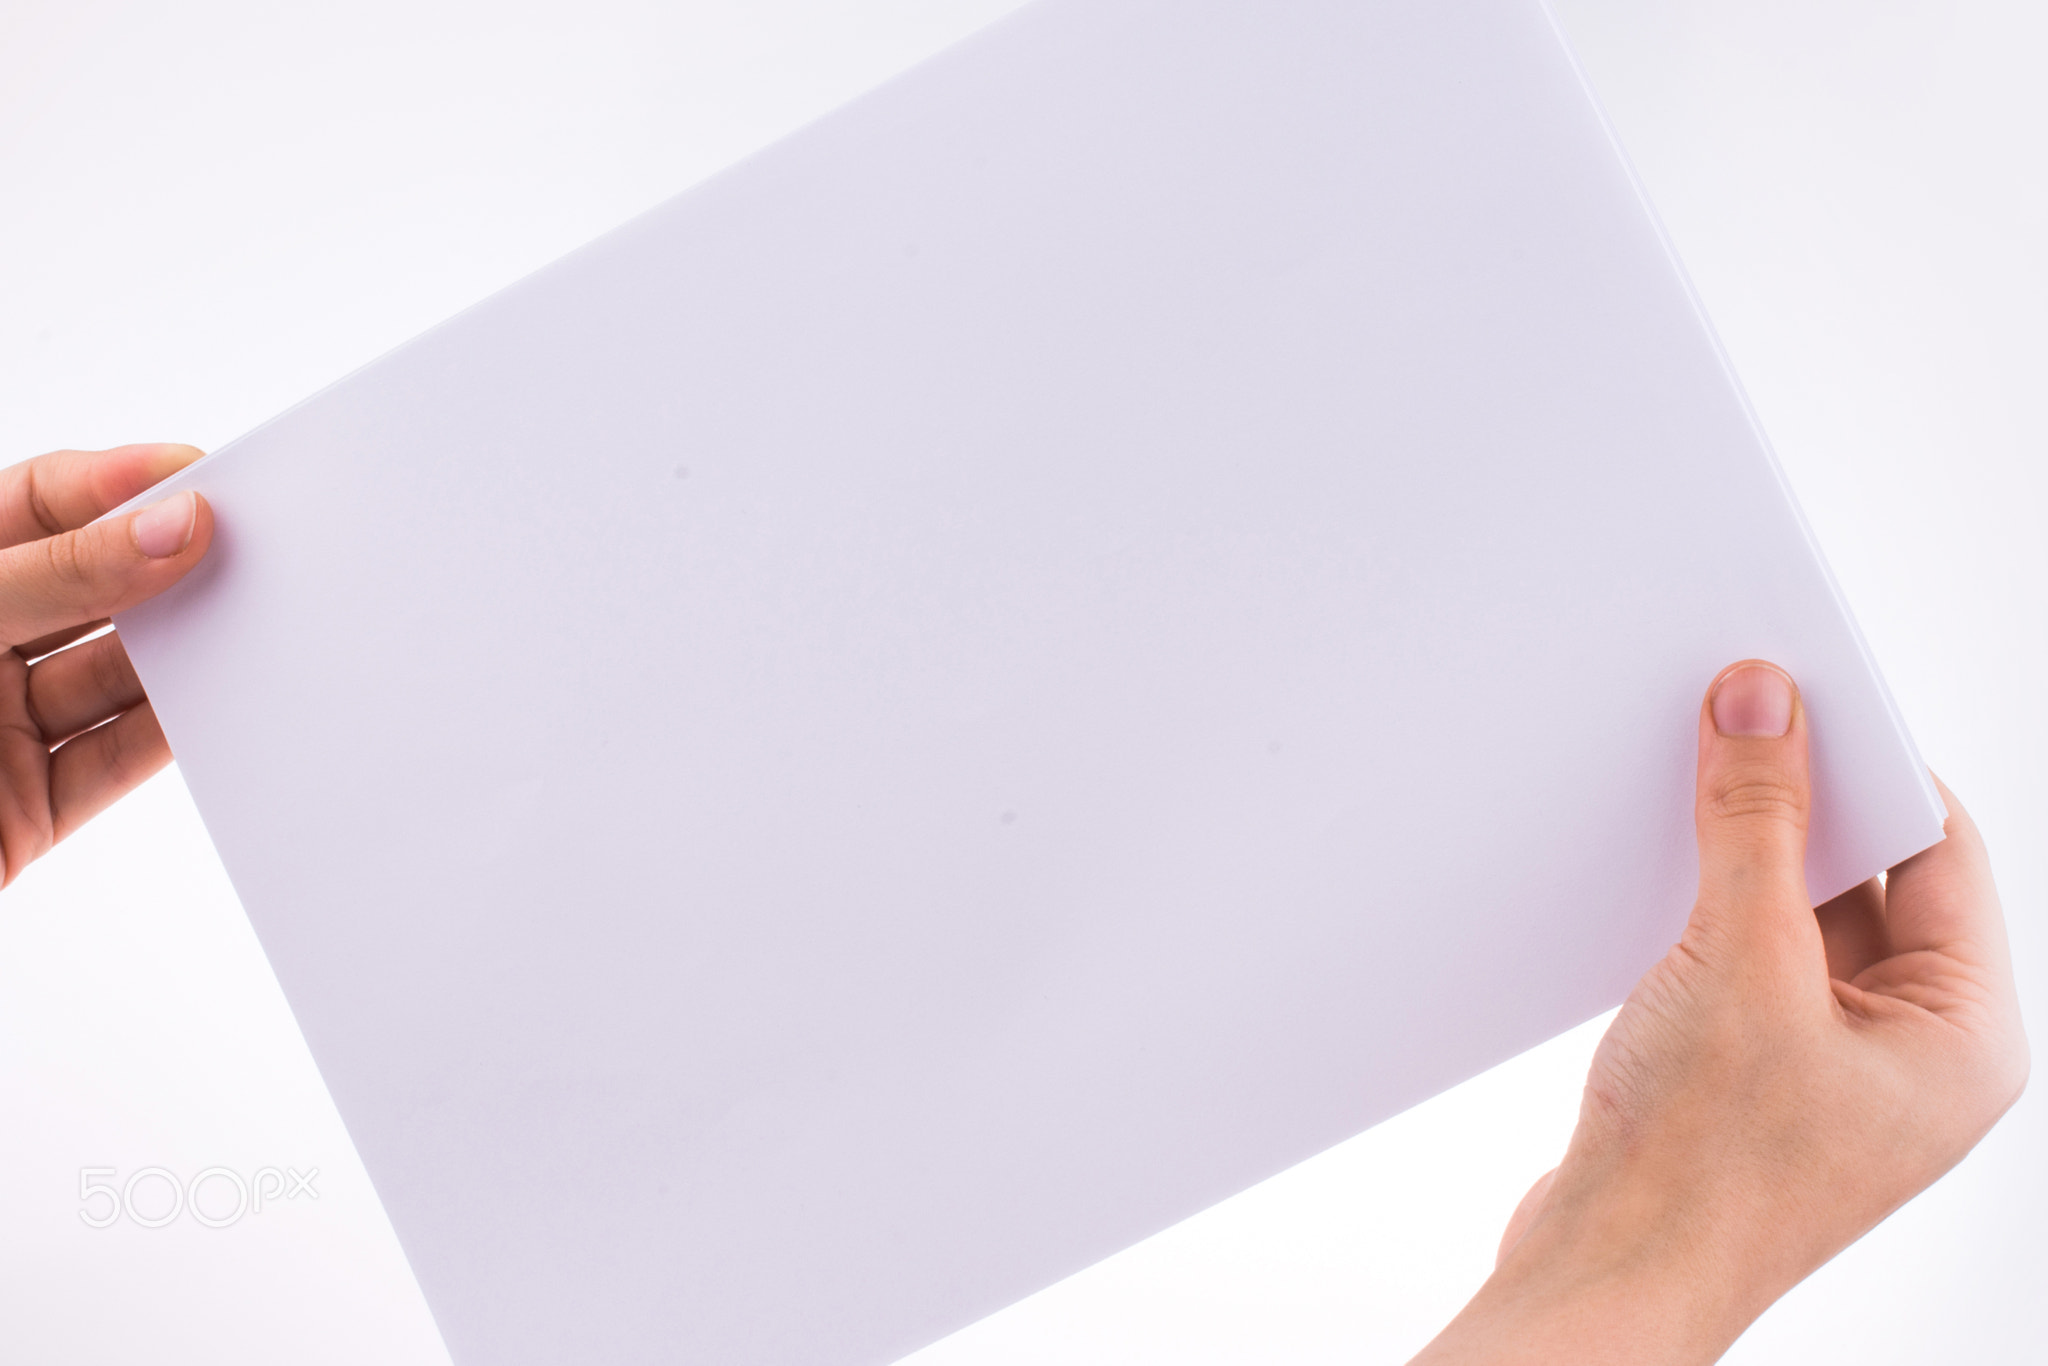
[0,444,214,885]
[1411,661,2030,1364]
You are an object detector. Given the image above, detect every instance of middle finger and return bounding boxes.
[27,631,146,744]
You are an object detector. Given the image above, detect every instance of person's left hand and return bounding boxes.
[0,443,214,885]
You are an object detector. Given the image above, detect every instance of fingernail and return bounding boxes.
[131,492,196,559]
[1711,663,1796,738]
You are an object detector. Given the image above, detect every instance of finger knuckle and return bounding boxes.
[40,532,93,591]
[87,638,130,703]
[23,461,66,537]
[99,719,136,778]
[1707,768,1807,825]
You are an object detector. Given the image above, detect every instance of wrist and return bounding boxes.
[1411,1161,1785,1365]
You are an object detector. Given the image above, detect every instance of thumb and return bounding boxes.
[1691,660,1812,945]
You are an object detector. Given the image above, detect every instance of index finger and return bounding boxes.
[1883,775,2013,972]
[0,445,205,550]
[0,492,214,648]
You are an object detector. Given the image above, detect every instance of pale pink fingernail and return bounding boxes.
[1711,663,1796,738]
[132,492,197,559]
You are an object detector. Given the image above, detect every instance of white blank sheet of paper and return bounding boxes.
[110,0,1945,1361]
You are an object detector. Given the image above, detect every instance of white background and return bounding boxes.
[0,0,2039,1361]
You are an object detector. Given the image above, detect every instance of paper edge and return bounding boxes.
[1531,0,1948,882]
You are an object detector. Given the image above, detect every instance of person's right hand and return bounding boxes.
[1414,659,2029,1364]
[0,443,214,887]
